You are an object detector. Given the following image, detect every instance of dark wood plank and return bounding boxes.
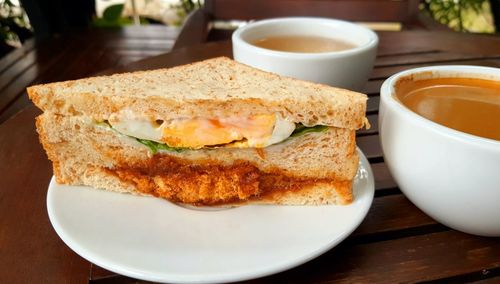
[371,58,500,81]
[366,96,379,114]
[0,27,176,124]
[101,38,175,50]
[115,55,150,67]
[371,162,397,190]
[365,58,500,95]
[0,93,32,124]
[0,36,73,114]
[90,275,140,283]
[90,264,116,281]
[2,43,160,124]
[363,78,384,95]
[376,49,440,58]
[236,231,500,283]
[377,30,500,56]
[62,42,112,80]
[0,39,35,73]
[470,275,500,283]
[357,134,382,160]
[352,194,437,238]
[422,268,500,284]
[0,50,37,91]
[375,51,500,67]
[85,25,179,40]
[88,49,123,75]
[112,49,166,57]
[207,0,420,24]
[0,106,90,283]
[0,37,85,122]
[104,40,233,75]
[0,47,124,123]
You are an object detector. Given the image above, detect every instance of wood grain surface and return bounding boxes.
[0,26,499,283]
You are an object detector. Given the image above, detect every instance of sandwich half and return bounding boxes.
[28,57,367,206]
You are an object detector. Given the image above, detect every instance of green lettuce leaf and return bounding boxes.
[136,139,186,154]
[290,124,328,138]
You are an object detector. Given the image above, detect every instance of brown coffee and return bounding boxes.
[396,77,500,141]
[251,35,356,53]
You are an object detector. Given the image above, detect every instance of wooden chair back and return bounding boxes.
[173,0,440,50]
[205,0,421,25]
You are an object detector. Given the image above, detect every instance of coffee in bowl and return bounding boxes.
[395,77,500,141]
[251,35,356,53]
[379,65,500,237]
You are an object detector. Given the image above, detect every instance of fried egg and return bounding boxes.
[108,111,295,149]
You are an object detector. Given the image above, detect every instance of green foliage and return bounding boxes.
[177,0,202,13]
[103,4,125,22]
[92,4,149,28]
[171,0,202,26]
[0,0,32,47]
[422,0,494,32]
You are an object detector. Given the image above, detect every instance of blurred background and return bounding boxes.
[0,0,498,58]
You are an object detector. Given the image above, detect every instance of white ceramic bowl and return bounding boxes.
[232,17,378,91]
[379,65,500,236]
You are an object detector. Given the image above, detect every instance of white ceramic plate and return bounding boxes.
[47,149,374,283]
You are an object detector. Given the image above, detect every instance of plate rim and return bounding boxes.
[47,148,375,283]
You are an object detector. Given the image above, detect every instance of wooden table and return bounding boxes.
[1,28,500,283]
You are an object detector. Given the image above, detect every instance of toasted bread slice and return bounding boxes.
[28,57,367,130]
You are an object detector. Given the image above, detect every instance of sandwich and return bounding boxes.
[28,57,367,206]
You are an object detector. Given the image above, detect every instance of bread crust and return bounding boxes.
[36,113,358,205]
[28,57,367,130]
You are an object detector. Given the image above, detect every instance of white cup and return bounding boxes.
[379,65,500,236]
[232,17,378,91]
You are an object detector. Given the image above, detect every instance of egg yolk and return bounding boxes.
[160,115,276,148]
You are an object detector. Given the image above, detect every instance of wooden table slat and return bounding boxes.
[0,49,39,92]
[241,231,500,283]
[0,39,36,73]
[371,162,398,191]
[83,25,180,39]
[357,134,383,161]
[111,49,167,57]
[0,36,73,114]
[0,37,86,122]
[366,96,379,114]
[354,194,438,237]
[469,275,500,284]
[60,42,113,81]
[374,51,500,68]
[370,58,500,83]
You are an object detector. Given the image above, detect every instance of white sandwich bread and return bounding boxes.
[28,57,368,206]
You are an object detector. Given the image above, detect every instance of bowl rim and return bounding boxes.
[231,17,379,59]
[380,65,500,149]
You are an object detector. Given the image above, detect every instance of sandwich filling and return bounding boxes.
[108,111,296,149]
